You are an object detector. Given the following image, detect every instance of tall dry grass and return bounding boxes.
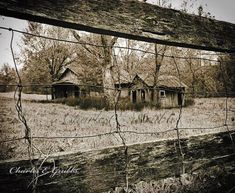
[0,93,234,160]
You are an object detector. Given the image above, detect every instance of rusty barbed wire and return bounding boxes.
[0,24,234,192]
[10,30,39,193]
[10,30,32,151]
[1,83,235,98]
[113,50,130,191]
[172,53,185,175]
[1,124,234,144]
[218,60,235,150]
[0,26,230,63]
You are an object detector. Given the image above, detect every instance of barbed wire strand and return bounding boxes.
[1,124,234,144]
[0,24,234,191]
[113,50,129,191]
[0,26,229,63]
[10,31,32,150]
[172,53,185,175]
[1,83,235,98]
[0,25,226,59]
[218,60,235,150]
[10,30,39,193]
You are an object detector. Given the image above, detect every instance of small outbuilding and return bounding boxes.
[52,68,101,99]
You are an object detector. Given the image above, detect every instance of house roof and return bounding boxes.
[59,67,81,79]
[55,67,187,88]
[113,69,132,84]
[52,80,76,85]
[136,74,187,88]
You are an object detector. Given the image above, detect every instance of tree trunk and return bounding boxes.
[100,35,117,107]
[153,44,167,106]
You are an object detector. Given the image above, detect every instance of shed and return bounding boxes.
[52,68,102,99]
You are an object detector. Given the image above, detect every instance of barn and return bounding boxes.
[117,74,187,108]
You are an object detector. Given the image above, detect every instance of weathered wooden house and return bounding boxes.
[116,74,187,108]
[53,67,187,108]
[52,68,101,99]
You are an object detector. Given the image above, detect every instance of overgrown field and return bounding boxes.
[0,92,234,160]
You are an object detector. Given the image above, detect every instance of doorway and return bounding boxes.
[178,93,183,106]
[141,90,145,102]
[132,90,137,103]
[74,86,80,98]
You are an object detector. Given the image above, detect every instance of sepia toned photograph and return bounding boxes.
[0,0,235,192]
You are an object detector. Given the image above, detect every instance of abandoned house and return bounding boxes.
[52,67,187,108]
[116,74,187,108]
[52,68,102,99]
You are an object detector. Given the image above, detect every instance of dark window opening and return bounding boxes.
[160,90,166,98]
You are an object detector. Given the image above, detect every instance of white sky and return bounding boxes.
[0,0,235,69]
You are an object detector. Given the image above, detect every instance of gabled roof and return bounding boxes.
[59,67,80,80]
[51,80,76,85]
[158,75,187,88]
[135,74,187,88]
[55,67,187,88]
[52,67,82,85]
[132,74,149,87]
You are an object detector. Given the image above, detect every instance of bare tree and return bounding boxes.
[72,31,118,104]
[21,22,76,87]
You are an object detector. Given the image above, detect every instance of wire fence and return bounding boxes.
[0,25,235,192]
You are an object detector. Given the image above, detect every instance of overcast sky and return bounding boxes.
[0,0,235,69]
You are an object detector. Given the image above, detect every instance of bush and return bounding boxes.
[34,96,159,111]
[79,96,107,110]
[65,97,80,106]
[133,103,145,111]
[117,98,157,111]
[117,98,133,111]
[184,97,195,107]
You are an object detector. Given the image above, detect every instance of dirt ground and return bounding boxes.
[0,92,234,160]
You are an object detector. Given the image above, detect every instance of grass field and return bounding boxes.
[0,92,234,160]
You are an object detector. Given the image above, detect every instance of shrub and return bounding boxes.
[184,97,195,107]
[33,97,79,106]
[79,96,107,110]
[34,96,160,111]
[117,98,134,111]
[117,98,157,111]
[65,97,80,106]
[133,103,145,111]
